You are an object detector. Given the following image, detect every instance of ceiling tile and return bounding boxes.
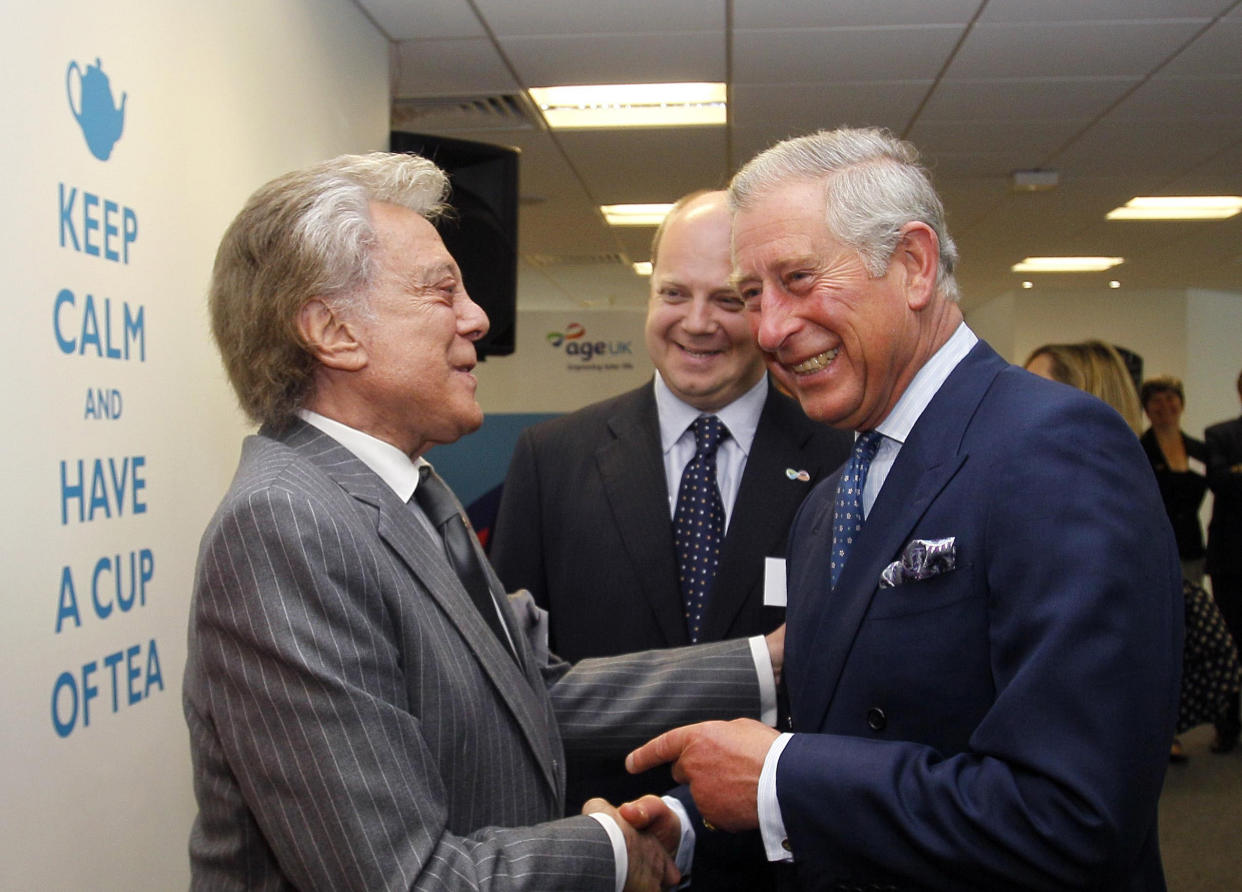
[732,25,964,84]
[474,0,723,37]
[357,0,485,39]
[918,78,1136,121]
[1109,75,1242,120]
[732,0,979,28]
[500,33,724,86]
[1050,118,1242,177]
[977,0,1230,24]
[947,21,1206,79]
[554,128,730,203]
[731,81,931,139]
[394,38,518,95]
[1159,19,1242,76]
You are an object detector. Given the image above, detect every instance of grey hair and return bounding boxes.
[729,127,960,302]
[209,152,450,426]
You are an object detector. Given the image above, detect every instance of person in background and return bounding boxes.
[1028,351,1235,764]
[624,127,1181,891]
[491,189,851,891]
[1205,368,1242,754]
[1139,375,1208,585]
[184,152,784,891]
[1024,340,1144,433]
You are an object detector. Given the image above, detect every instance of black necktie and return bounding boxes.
[830,430,884,589]
[414,465,515,660]
[673,415,728,643]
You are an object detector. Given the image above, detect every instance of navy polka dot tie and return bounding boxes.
[831,430,883,589]
[674,415,728,643]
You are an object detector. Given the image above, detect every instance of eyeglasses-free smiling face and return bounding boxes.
[344,202,489,456]
[644,192,766,413]
[732,177,942,431]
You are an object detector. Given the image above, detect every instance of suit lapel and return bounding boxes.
[281,420,563,796]
[702,386,822,641]
[795,342,1005,731]
[595,387,689,646]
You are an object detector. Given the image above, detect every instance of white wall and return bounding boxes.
[0,2,388,887]
[475,308,654,414]
[966,287,1241,437]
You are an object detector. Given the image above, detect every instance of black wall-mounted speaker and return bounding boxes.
[390,131,519,359]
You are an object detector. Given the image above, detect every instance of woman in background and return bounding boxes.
[1139,375,1208,586]
[1025,342,1240,763]
[1024,340,1143,433]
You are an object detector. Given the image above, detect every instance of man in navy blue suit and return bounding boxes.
[626,127,1182,890]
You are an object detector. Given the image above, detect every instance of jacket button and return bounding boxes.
[866,707,887,731]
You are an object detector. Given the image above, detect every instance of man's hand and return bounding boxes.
[616,794,683,855]
[765,623,785,685]
[626,719,780,832]
[583,797,681,891]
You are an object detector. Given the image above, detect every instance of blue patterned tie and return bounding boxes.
[674,415,728,643]
[830,430,884,589]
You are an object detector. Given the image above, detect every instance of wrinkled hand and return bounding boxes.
[765,624,785,685]
[583,797,681,891]
[626,719,779,832]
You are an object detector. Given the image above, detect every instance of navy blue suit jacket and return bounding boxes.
[778,340,1182,891]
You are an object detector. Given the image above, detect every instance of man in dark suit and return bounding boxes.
[184,153,782,891]
[491,191,850,806]
[1206,368,1242,753]
[627,127,1183,890]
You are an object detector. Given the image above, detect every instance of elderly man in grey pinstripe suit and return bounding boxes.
[185,152,782,891]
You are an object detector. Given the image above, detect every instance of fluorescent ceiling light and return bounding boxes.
[1106,196,1242,220]
[601,203,674,226]
[1012,256,1125,273]
[530,83,726,129]
[632,261,653,276]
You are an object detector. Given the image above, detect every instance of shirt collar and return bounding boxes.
[654,371,769,455]
[297,409,425,501]
[874,322,977,445]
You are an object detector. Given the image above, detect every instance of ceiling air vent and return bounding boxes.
[392,94,541,132]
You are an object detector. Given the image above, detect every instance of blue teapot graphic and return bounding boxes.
[66,58,127,161]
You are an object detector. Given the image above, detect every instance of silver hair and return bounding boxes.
[209,152,450,426]
[729,127,960,302]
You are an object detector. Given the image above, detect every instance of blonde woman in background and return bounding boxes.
[1024,340,1143,433]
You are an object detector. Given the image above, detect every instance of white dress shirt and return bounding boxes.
[757,323,978,861]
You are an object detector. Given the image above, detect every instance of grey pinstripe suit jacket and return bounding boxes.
[184,420,761,891]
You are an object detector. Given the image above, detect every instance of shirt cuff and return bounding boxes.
[587,812,627,892]
[759,732,794,861]
[660,794,696,880]
[748,635,778,726]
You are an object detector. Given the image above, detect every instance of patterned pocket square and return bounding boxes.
[879,537,956,589]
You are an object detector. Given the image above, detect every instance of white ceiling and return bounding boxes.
[358,0,1242,312]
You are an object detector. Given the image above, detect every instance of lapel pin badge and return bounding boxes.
[785,468,811,482]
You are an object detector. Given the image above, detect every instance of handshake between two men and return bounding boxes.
[579,624,787,892]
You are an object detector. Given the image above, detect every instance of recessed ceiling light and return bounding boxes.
[601,203,674,226]
[1021,281,1034,289]
[529,83,726,129]
[1012,256,1125,273]
[1106,196,1242,221]
[632,261,653,276]
[1109,280,1121,289]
